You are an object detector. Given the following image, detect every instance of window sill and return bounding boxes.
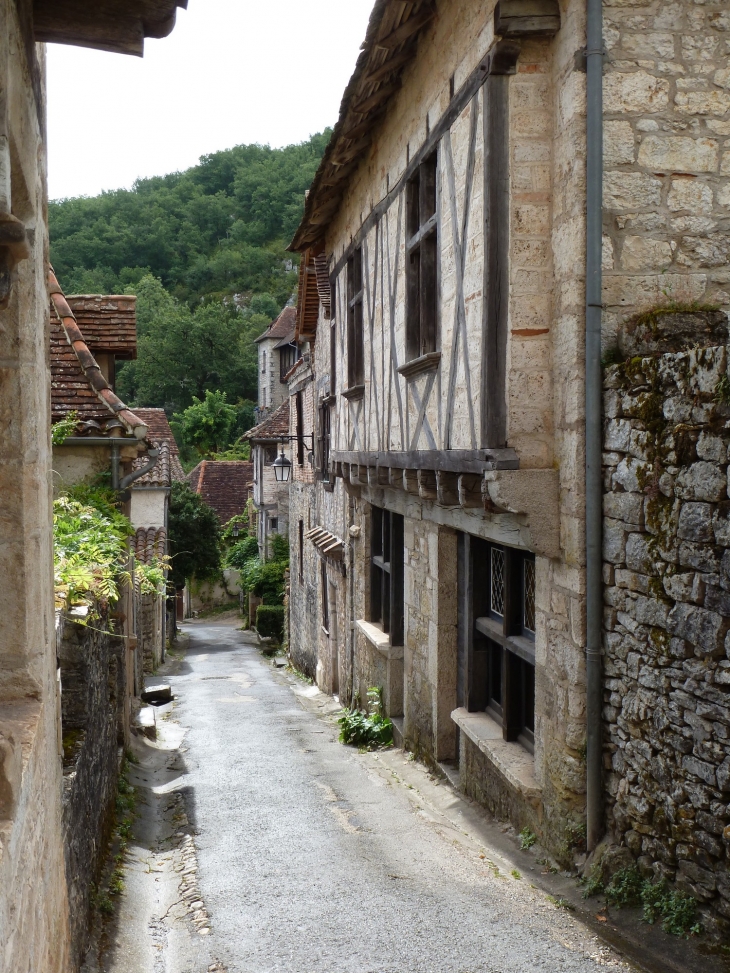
[451,707,541,806]
[474,616,535,665]
[341,385,365,401]
[397,351,441,379]
[355,619,404,660]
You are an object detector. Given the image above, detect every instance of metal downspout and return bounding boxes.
[585,0,604,851]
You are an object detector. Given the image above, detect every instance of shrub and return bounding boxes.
[226,536,259,569]
[256,605,285,640]
[641,879,701,938]
[338,687,393,750]
[242,558,286,604]
[605,866,643,909]
[270,532,289,561]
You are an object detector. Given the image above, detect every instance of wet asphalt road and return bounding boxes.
[172,618,632,973]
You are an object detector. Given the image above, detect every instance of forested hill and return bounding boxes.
[49,132,329,305]
[47,133,329,429]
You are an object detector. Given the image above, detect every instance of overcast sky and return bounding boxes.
[46,0,374,200]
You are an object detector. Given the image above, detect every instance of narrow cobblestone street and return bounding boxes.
[84,616,644,973]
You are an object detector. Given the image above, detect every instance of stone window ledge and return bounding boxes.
[451,707,541,806]
[355,619,404,660]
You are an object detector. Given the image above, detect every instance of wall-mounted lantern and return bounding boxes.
[272,448,292,483]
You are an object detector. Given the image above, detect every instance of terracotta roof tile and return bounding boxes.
[242,399,290,442]
[130,409,186,486]
[133,527,167,565]
[255,306,297,343]
[49,272,147,438]
[64,295,137,359]
[187,461,254,525]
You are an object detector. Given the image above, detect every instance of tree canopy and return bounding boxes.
[167,482,222,588]
[49,133,329,306]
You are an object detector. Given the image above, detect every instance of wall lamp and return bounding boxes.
[270,435,314,483]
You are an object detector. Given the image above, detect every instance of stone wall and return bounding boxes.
[602,314,730,933]
[0,1,72,968]
[59,611,126,969]
[601,0,730,341]
[288,480,320,679]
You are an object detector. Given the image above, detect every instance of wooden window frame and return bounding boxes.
[295,391,304,466]
[318,401,332,486]
[405,152,438,363]
[466,538,536,753]
[346,247,364,390]
[321,561,329,635]
[279,342,297,382]
[368,506,404,646]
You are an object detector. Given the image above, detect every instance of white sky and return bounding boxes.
[46,0,375,200]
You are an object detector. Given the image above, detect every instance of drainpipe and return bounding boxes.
[119,448,160,491]
[585,0,604,852]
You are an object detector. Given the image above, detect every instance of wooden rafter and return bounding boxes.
[289,0,438,252]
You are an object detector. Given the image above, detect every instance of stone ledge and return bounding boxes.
[355,619,404,660]
[451,707,542,807]
[483,469,560,559]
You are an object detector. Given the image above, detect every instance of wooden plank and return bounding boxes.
[365,46,416,85]
[408,370,437,450]
[386,195,406,448]
[332,448,493,474]
[351,80,401,116]
[402,469,420,495]
[481,76,510,448]
[374,3,436,50]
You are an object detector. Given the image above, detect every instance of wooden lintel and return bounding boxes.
[377,466,390,487]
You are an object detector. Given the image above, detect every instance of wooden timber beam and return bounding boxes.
[374,3,436,51]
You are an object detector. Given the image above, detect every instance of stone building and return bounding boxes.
[187,459,254,611]
[244,401,291,560]
[254,305,298,416]
[285,0,730,883]
[0,2,185,968]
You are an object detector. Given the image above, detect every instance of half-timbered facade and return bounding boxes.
[289,0,730,871]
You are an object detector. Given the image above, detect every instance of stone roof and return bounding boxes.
[49,270,148,439]
[255,306,297,343]
[188,461,254,525]
[133,527,167,565]
[131,409,186,485]
[243,400,290,442]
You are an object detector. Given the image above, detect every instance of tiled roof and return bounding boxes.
[133,527,167,565]
[64,295,137,359]
[49,270,148,439]
[255,306,297,343]
[131,409,186,485]
[274,327,297,349]
[188,461,254,525]
[242,399,290,442]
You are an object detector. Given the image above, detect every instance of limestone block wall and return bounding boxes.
[59,612,126,969]
[0,1,72,968]
[602,0,730,344]
[602,336,730,933]
[288,480,320,679]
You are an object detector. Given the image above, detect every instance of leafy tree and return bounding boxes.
[116,275,258,411]
[49,132,329,306]
[173,390,237,459]
[167,482,221,588]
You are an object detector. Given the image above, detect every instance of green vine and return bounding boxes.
[51,410,79,446]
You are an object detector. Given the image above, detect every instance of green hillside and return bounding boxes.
[48,133,328,430]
